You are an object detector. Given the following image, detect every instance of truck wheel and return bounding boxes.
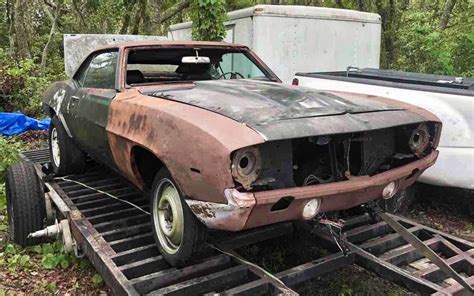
[6,161,46,246]
[378,184,417,214]
[49,116,86,176]
[150,168,207,267]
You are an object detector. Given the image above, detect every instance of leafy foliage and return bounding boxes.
[92,273,104,288]
[392,1,473,76]
[0,49,62,115]
[191,0,227,41]
[0,137,22,183]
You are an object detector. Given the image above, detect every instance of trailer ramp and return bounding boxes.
[21,149,474,295]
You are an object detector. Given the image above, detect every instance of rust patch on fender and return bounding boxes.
[190,204,216,219]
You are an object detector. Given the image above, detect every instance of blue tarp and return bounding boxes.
[0,112,51,136]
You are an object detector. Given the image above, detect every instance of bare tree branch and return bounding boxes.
[43,0,56,9]
[154,0,191,25]
[40,2,60,76]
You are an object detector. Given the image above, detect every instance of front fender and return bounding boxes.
[106,90,265,204]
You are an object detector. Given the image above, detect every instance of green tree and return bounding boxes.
[191,0,227,41]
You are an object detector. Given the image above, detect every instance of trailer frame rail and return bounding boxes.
[20,149,474,295]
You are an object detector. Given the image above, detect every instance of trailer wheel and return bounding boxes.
[150,168,207,267]
[49,116,86,176]
[378,184,417,214]
[6,161,46,246]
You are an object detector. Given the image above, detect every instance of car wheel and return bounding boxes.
[377,184,418,214]
[6,161,46,246]
[150,168,207,267]
[49,116,86,176]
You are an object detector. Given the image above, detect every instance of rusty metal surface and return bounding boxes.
[107,89,264,203]
[97,40,249,51]
[143,79,433,141]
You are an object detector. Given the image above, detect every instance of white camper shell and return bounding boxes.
[168,5,382,83]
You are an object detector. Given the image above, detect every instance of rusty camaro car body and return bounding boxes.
[43,41,441,265]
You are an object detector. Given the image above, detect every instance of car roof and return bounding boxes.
[96,40,249,51]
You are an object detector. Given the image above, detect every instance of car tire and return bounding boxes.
[150,168,207,267]
[49,116,86,176]
[6,161,47,246]
[377,184,417,214]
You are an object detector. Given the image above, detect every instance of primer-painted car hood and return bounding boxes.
[144,80,427,140]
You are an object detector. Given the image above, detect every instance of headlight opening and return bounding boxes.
[409,123,431,156]
[231,147,261,190]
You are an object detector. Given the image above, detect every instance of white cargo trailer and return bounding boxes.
[168,5,382,83]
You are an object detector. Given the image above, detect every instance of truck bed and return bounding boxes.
[296,68,474,96]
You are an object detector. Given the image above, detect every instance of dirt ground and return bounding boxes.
[0,133,472,294]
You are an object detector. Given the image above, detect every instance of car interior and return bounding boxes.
[126,48,269,85]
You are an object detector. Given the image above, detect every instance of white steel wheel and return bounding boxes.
[48,116,86,176]
[50,127,61,167]
[150,169,207,267]
[153,179,184,255]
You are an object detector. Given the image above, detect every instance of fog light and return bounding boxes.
[382,181,398,199]
[302,198,321,219]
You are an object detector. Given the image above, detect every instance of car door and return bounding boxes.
[66,50,119,167]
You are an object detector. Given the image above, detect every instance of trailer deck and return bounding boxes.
[21,149,474,295]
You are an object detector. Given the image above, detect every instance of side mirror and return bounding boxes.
[181,56,211,64]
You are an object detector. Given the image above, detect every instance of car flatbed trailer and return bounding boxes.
[14,149,474,295]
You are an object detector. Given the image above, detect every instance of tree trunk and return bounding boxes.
[6,0,15,56]
[439,0,456,30]
[375,0,396,68]
[12,0,31,59]
[40,3,59,76]
[271,0,280,4]
[358,0,365,11]
[132,0,146,35]
[142,0,152,35]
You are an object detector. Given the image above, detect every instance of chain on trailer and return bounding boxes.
[19,149,474,295]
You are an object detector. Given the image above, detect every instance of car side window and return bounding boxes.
[80,51,118,89]
[74,56,92,86]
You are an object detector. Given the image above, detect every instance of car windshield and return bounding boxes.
[126,47,275,85]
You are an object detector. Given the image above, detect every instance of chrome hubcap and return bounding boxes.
[51,128,60,167]
[153,179,184,254]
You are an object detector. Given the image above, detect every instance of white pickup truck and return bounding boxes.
[293,68,474,191]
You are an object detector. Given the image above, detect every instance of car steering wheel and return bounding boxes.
[217,72,245,80]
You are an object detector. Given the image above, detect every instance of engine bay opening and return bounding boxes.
[232,122,438,192]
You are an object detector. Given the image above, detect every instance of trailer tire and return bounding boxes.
[49,116,86,176]
[6,161,47,246]
[150,168,207,267]
[378,184,417,214]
